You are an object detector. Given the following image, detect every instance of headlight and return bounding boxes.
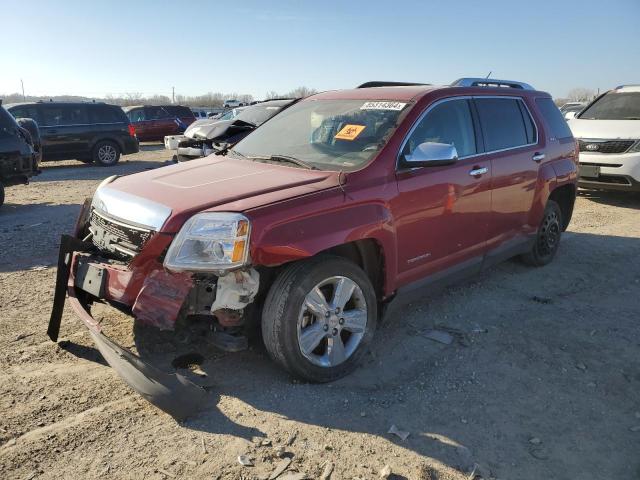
[163,212,250,272]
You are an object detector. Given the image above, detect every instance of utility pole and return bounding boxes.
[172,86,175,104]
[21,79,25,101]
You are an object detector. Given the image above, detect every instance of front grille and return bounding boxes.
[88,209,154,259]
[578,139,634,154]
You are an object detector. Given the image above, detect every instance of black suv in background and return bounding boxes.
[0,103,39,207]
[6,102,139,166]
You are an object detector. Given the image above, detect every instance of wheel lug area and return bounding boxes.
[339,318,344,325]
[332,328,338,336]
[335,307,341,314]
[325,311,331,318]
[323,324,329,332]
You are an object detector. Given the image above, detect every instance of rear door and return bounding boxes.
[126,108,150,140]
[394,97,492,286]
[145,106,178,139]
[38,104,90,159]
[473,96,541,248]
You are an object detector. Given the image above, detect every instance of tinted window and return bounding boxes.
[475,98,533,151]
[535,98,573,139]
[9,105,40,122]
[127,108,146,122]
[145,106,169,120]
[578,91,640,120]
[90,105,125,123]
[41,105,88,126]
[163,105,194,118]
[403,99,477,159]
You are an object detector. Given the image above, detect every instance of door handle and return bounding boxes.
[532,152,545,162]
[469,167,488,176]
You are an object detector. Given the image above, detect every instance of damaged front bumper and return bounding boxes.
[48,234,258,419]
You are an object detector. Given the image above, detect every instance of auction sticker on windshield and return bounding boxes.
[335,124,366,141]
[360,101,407,110]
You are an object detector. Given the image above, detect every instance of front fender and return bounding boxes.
[249,200,398,295]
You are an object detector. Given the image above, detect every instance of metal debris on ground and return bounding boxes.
[286,430,298,446]
[274,446,287,458]
[157,468,176,478]
[269,457,292,479]
[531,295,553,304]
[388,424,410,441]
[320,462,334,480]
[420,329,454,345]
[467,462,490,479]
[237,455,254,466]
[278,473,307,480]
[379,464,392,478]
[200,436,207,454]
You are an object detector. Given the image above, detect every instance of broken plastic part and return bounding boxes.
[210,268,259,311]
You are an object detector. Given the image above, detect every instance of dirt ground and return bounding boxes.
[1,145,639,480]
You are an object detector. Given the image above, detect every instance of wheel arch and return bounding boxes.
[548,183,576,231]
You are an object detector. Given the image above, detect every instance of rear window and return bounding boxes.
[475,98,536,151]
[162,105,194,118]
[535,98,573,139]
[89,105,126,123]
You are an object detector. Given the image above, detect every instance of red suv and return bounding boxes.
[123,105,190,141]
[50,79,577,404]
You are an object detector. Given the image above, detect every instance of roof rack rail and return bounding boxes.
[451,78,535,90]
[357,81,430,88]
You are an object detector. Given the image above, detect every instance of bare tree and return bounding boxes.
[265,90,281,100]
[286,86,317,98]
[567,88,596,102]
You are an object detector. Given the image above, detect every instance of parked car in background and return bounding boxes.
[567,84,640,192]
[160,105,196,127]
[191,107,223,119]
[560,101,587,118]
[50,77,578,405]
[0,102,40,207]
[560,101,587,114]
[123,105,186,142]
[164,107,245,150]
[7,101,138,166]
[223,99,245,108]
[171,99,296,162]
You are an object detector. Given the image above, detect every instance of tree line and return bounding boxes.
[0,86,318,108]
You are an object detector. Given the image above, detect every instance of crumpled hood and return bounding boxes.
[568,118,640,140]
[103,156,340,232]
[184,118,232,140]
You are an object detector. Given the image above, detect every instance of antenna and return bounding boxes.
[485,71,492,79]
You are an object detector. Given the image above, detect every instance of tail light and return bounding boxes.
[128,124,136,137]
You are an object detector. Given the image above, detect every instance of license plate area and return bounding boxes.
[75,256,106,298]
[579,164,600,179]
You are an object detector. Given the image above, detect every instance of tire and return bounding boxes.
[92,140,121,166]
[262,255,377,382]
[521,200,563,267]
[0,181,4,208]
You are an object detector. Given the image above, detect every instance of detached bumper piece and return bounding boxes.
[48,235,210,420]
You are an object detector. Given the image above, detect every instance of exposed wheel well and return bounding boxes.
[549,184,576,231]
[321,239,385,299]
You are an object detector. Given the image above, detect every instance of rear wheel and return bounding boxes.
[92,140,121,166]
[262,255,377,382]
[521,200,563,266]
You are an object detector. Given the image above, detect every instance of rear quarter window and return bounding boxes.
[9,105,40,123]
[535,98,573,139]
[90,105,127,123]
[475,98,535,151]
[163,105,194,117]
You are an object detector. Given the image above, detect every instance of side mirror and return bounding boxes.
[404,142,458,167]
[564,111,576,120]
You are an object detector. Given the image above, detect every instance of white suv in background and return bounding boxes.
[567,84,640,192]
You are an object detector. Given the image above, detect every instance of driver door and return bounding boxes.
[392,97,492,286]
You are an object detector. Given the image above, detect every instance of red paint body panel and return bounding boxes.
[83,85,578,302]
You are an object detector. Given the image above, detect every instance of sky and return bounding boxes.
[1,0,639,100]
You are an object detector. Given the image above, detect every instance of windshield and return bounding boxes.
[218,109,239,120]
[232,99,408,171]
[579,91,640,120]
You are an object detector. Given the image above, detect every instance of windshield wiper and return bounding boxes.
[249,154,318,170]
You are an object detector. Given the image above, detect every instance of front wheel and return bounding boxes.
[262,256,377,382]
[521,199,563,266]
[92,140,121,166]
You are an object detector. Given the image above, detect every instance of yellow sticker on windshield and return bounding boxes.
[335,124,366,141]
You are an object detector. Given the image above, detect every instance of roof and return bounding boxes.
[310,85,440,102]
